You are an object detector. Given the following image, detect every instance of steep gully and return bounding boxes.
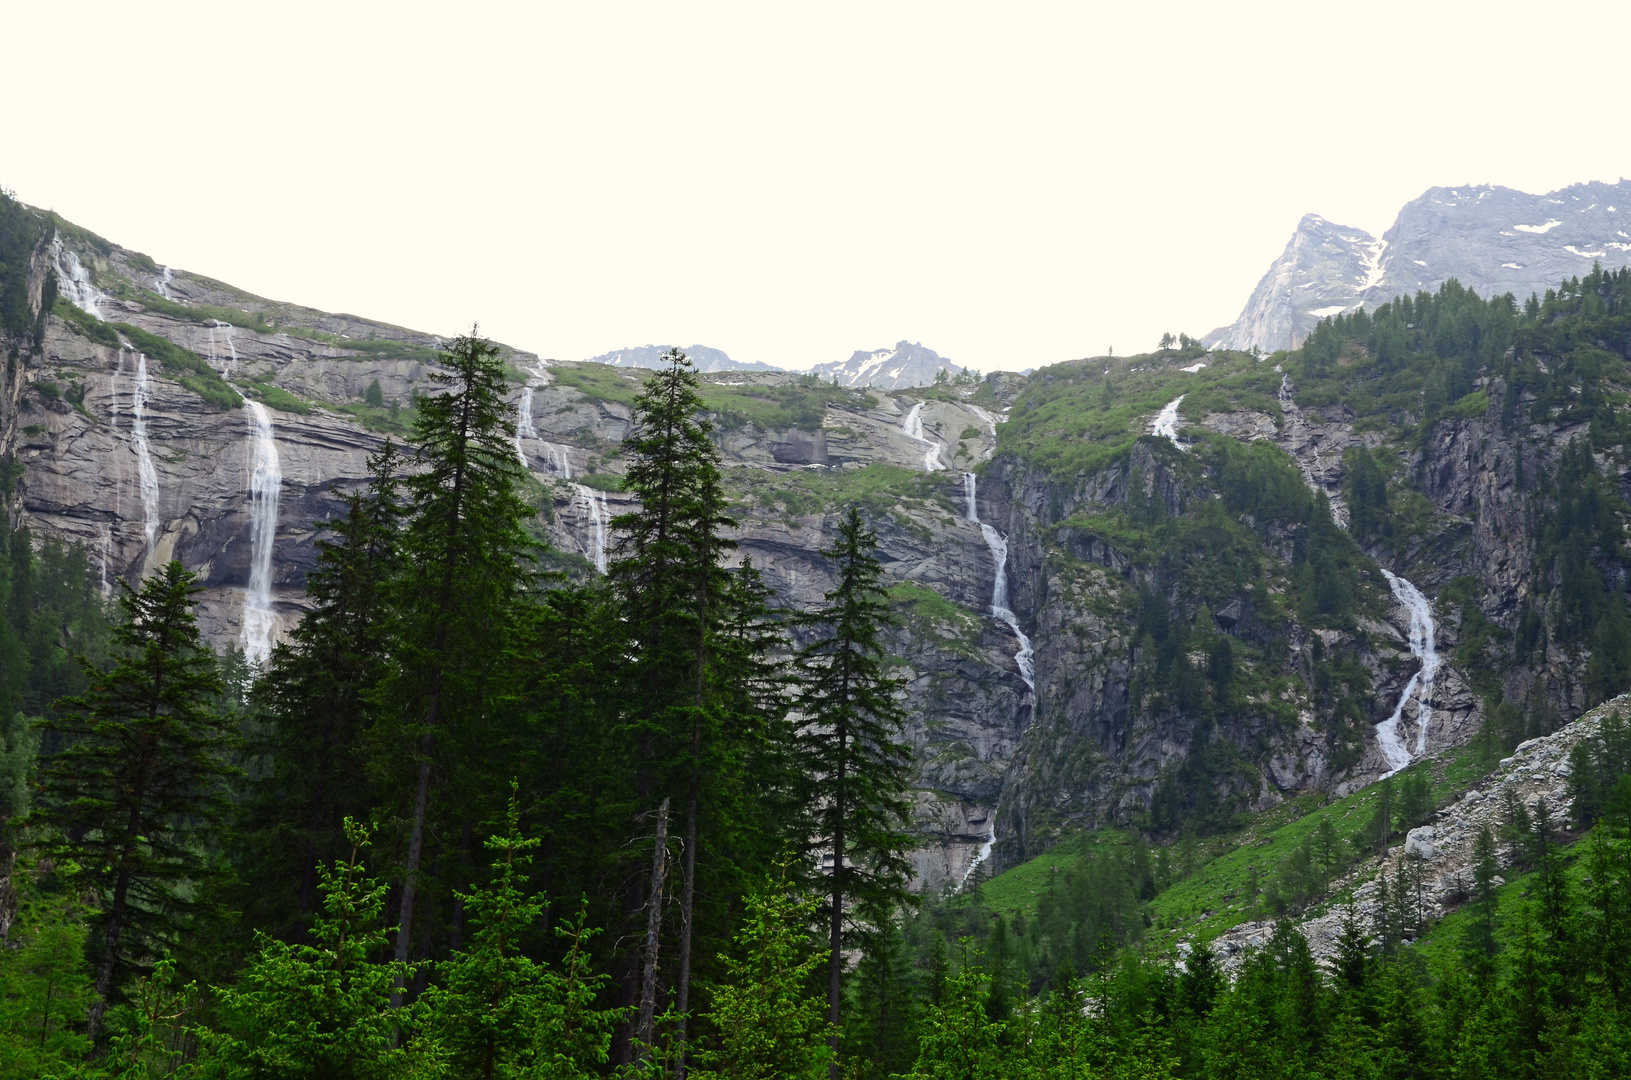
[1152,392,1442,776]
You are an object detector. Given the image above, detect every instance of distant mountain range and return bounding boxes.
[581,344,779,373]
[808,340,961,390]
[1206,179,1631,351]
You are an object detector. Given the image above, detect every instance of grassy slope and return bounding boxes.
[975,738,1503,951]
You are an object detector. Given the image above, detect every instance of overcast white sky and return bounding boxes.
[7,1,1630,371]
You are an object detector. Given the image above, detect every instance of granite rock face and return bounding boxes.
[1208,180,1631,351]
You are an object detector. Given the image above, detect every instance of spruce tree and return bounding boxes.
[381,330,537,989]
[794,507,914,1075]
[28,561,233,1037]
[605,346,743,1068]
[234,440,403,943]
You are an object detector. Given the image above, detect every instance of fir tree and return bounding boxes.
[197,820,437,1080]
[794,507,915,1075]
[689,861,832,1080]
[234,440,403,943]
[28,561,232,1037]
[382,331,537,990]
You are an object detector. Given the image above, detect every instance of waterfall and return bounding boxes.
[553,445,573,479]
[574,484,608,574]
[207,320,238,376]
[955,472,1039,892]
[98,523,111,596]
[1376,570,1442,771]
[901,401,942,472]
[53,237,103,318]
[130,351,161,556]
[241,402,283,666]
[959,818,997,890]
[515,386,537,466]
[156,267,175,301]
[1151,395,1185,445]
[963,473,1036,692]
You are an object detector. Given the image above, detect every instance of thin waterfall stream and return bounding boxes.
[241,402,283,666]
[130,351,161,558]
[958,472,1037,889]
[901,402,943,472]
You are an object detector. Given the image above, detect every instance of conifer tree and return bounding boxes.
[794,507,914,1075]
[234,440,403,942]
[689,862,832,1080]
[418,784,620,1079]
[29,561,232,1037]
[605,347,744,1068]
[383,331,537,988]
[197,820,435,1079]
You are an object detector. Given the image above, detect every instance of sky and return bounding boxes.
[7,1,1631,372]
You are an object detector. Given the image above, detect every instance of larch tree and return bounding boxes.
[28,561,233,1038]
[794,507,915,1077]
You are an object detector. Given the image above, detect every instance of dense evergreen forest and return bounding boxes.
[4,263,1631,1078]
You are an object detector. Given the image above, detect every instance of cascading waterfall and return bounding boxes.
[514,386,537,465]
[155,267,175,301]
[574,483,608,574]
[240,402,283,666]
[1151,395,1185,445]
[98,524,111,596]
[53,237,104,318]
[1272,376,1442,772]
[901,401,942,472]
[130,351,161,556]
[207,320,239,376]
[957,471,1038,890]
[1374,569,1441,772]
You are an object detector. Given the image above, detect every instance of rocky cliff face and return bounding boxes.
[11,202,1615,899]
[1208,180,1631,351]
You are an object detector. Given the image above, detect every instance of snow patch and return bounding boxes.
[1309,305,1349,318]
[1179,362,1207,373]
[1502,263,1523,269]
[1515,220,1562,234]
[1565,245,1607,258]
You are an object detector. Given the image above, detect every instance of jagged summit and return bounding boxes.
[1208,179,1631,351]
[809,340,961,389]
[582,343,779,373]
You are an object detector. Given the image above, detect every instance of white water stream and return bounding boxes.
[208,320,239,376]
[130,351,161,557]
[574,483,608,574]
[155,267,175,301]
[1375,570,1442,773]
[514,386,537,465]
[53,237,104,318]
[901,401,943,472]
[240,402,282,666]
[957,471,1039,890]
[1151,395,1185,445]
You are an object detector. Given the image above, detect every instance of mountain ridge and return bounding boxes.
[1207,179,1631,351]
